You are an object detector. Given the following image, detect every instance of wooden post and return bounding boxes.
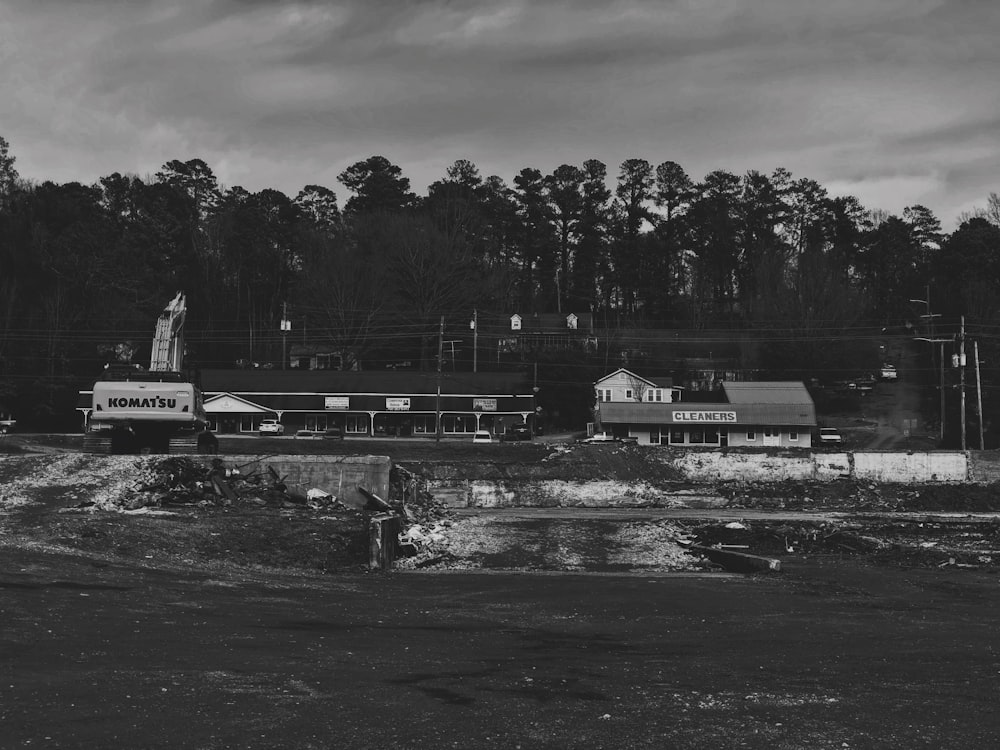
[975,339,985,450]
[436,316,444,443]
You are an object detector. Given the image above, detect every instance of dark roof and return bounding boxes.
[723,381,813,405]
[198,369,532,395]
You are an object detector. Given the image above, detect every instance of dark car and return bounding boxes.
[501,424,532,442]
[323,426,344,440]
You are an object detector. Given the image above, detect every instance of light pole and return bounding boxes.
[470,309,478,373]
[280,302,291,370]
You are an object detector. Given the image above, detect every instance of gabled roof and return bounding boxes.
[594,368,675,389]
[722,381,813,405]
[203,393,274,413]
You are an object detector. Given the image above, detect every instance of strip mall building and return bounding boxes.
[593,369,817,448]
[79,370,536,438]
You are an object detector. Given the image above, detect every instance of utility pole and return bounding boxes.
[940,342,946,444]
[959,315,967,451]
[471,309,478,374]
[280,302,291,370]
[435,316,444,443]
[975,339,985,450]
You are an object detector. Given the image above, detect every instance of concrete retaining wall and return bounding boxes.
[230,455,391,507]
[672,452,817,482]
[852,452,967,483]
[427,450,975,509]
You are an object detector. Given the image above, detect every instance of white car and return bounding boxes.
[819,427,843,445]
[258,419,284,436]
[472,430,493,444]
[584,432,618,443]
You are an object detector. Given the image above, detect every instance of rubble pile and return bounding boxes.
[83,457,347,513]
[389,464,460,567]
[719,479,1000,513]
[686,517,1000,569]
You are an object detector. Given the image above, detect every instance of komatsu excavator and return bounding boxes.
[84,292,210,454]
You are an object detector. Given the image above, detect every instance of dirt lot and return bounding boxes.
[4,434,1000,575]
[5,437,1000,747]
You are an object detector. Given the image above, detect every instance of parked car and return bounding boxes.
[258,419,284,436]
[472,430,493,444]
[323,426,344,440]
[294,429,319,439]
[500,424,532,442]
[819,427,843,445]
[880,364,898,380]
[583,432,618,443]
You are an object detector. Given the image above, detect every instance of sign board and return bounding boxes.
[324,396,349,410]
[386,397,410,411]
[473,398,497,412]
[672,410,737,423]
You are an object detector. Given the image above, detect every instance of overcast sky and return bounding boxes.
[2,0,997,227]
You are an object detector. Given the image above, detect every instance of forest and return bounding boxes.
[1,134,999,441]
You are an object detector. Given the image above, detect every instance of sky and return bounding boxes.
[2,0,998,228]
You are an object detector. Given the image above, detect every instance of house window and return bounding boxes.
[239,415,257,433]
[764,428,778,438]
[789,430,798,441]
[625,389,634,400]
[597,388,612,402]
[747,430,756,441]
[645,389,663,402]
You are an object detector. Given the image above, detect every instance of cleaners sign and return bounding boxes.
[672,410,737,423]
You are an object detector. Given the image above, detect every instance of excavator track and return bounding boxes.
[82,434,113,455]
[168,435,200,454]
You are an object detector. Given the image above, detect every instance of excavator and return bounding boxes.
[84,292,212,454]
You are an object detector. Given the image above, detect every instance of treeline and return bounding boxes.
[1,135,999,433]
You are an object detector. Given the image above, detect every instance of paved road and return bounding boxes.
[3,547,1000,749]
[863,336,931,449]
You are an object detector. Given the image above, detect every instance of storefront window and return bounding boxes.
[345,414,369,434]
[669,428,685,444]
[649,427,661,445]
[442,415,475,433]
[239,415,257,433]
[305,414,328,431]
[689,428,705,444]
[411,415,436,434]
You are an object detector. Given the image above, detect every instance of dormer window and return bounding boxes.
[510,314,522,331]
[566,313,578,330]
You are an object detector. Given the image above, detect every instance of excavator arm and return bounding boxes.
[149,291,187,373]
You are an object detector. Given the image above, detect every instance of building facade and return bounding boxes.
[594,373,816,448]
[79,370,536,438]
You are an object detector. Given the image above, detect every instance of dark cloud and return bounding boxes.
[0,0,997,225]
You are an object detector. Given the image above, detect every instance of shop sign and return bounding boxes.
[672,410,737,423]
[386,397,411,411]
[324,396,349,410]
[473,398,497,412]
